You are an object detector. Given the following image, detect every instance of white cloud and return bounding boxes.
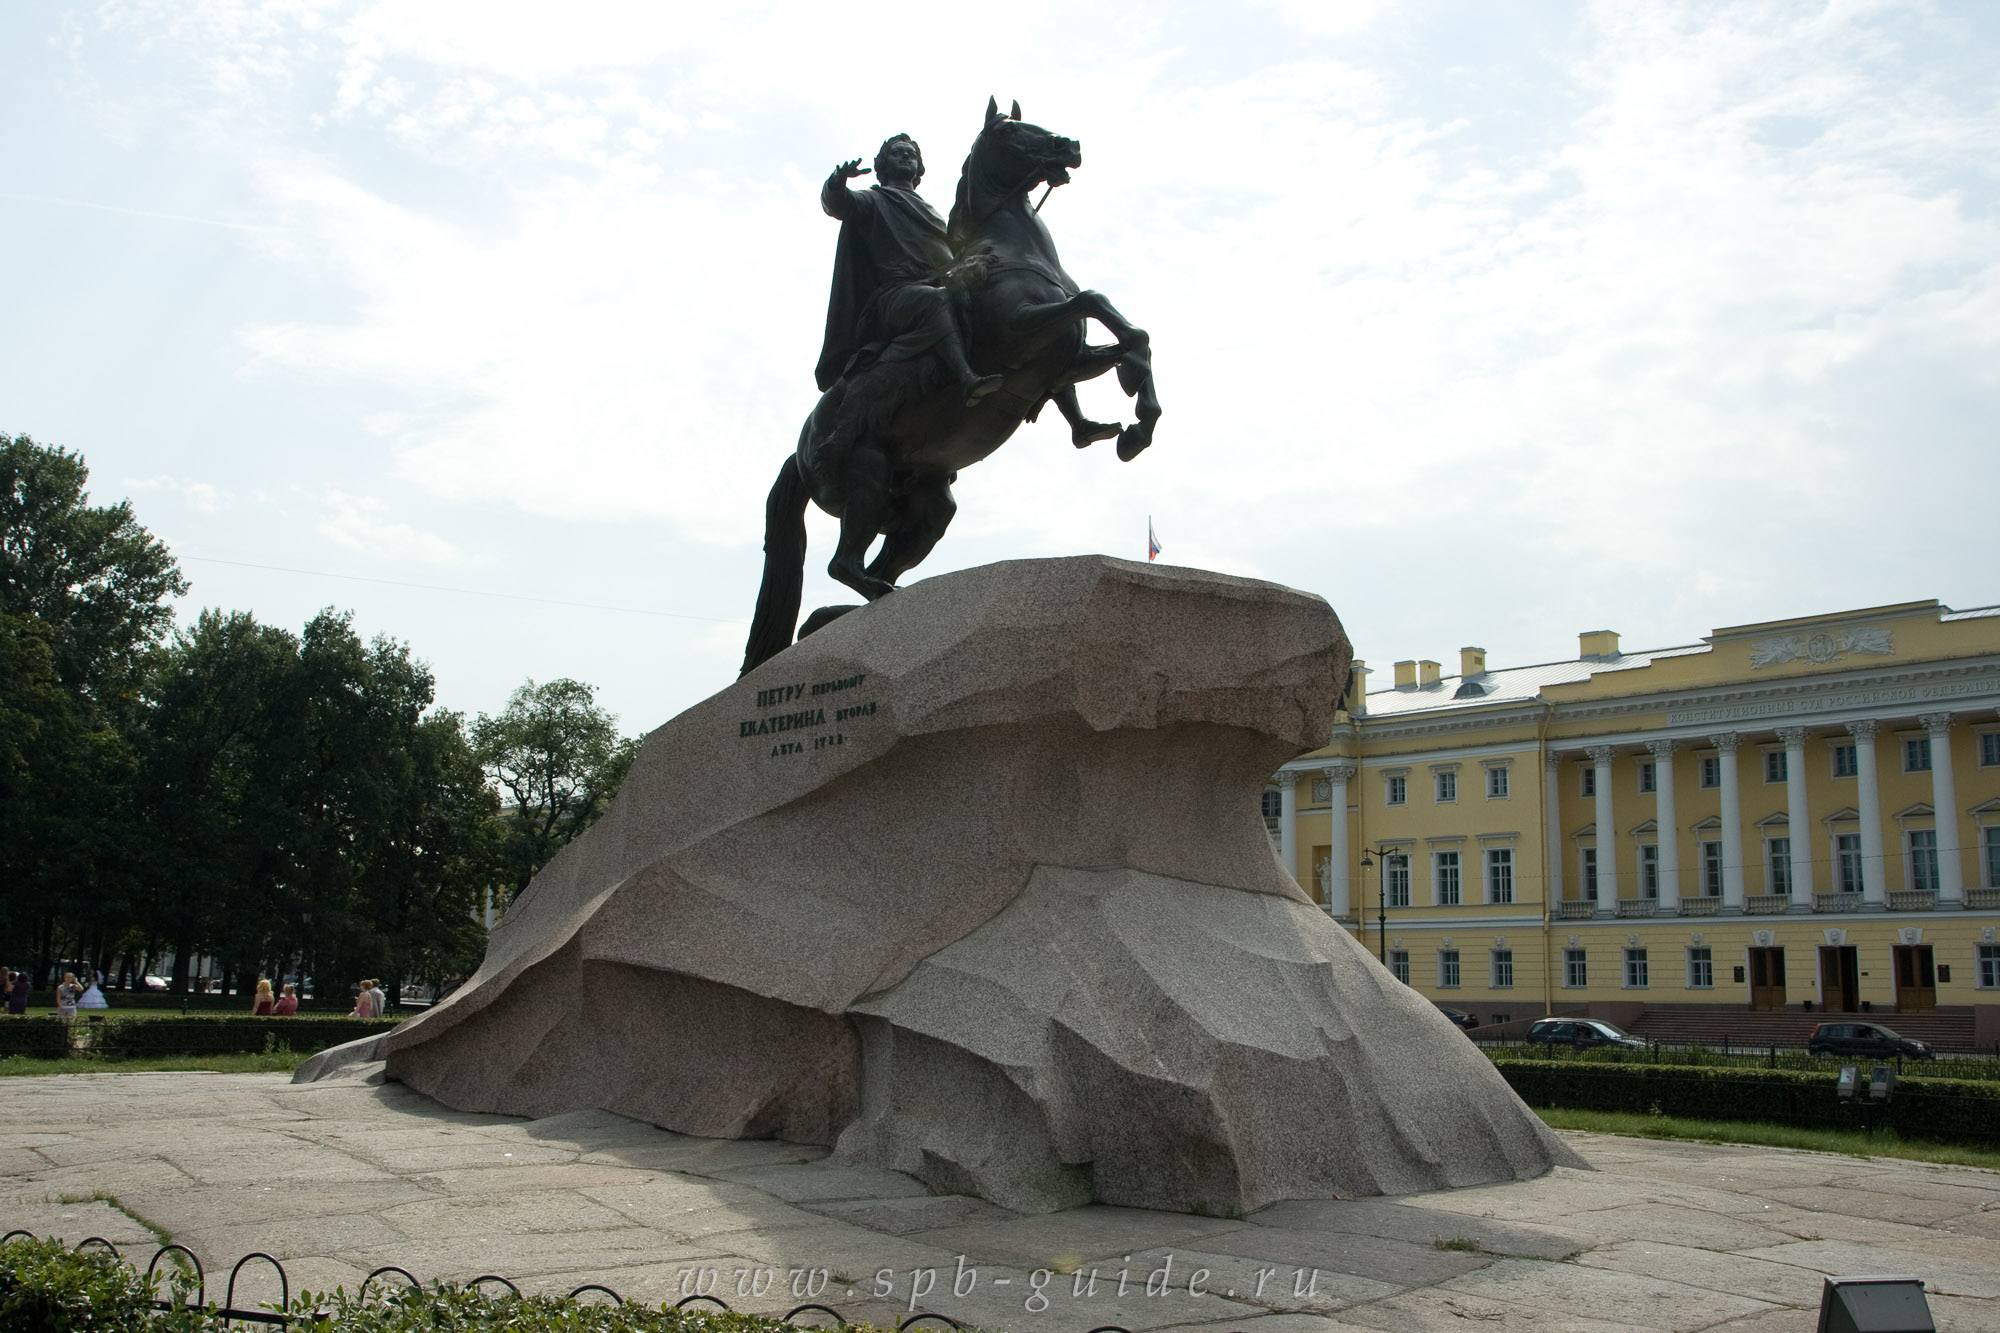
[126,475,230,512]
[315,490,472,565]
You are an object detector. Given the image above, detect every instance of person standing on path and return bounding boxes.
[56,972,82,1019]
[5,970,28,1016]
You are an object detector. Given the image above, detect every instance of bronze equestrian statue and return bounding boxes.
[741,98,1161,674]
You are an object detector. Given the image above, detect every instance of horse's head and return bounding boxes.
[951,98,1082,239]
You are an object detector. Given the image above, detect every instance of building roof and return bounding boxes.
[1362,645,1708,718]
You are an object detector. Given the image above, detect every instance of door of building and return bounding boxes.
[1748,947,1787,1010]
[1818,946,1859,1012]
[1893,945,1936,1013]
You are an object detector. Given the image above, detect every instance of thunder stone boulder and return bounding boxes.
[297,555,1583,1213]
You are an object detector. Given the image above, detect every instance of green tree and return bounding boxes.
[0,435,182,984]
[1,434,186,723]
[472,679,638,901]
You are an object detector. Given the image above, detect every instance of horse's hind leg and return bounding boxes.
[865,474,956,585]
[826,440,898,601]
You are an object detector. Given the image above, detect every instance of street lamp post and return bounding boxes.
[1358,845,1399,968]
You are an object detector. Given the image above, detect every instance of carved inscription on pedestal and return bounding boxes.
[739,673,875,757]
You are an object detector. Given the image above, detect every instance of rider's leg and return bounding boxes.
[896,287,1001,406]
[1050,384,1119,448]
[865,475,956,585]
[826,440,898,601]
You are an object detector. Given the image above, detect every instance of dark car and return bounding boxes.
[1438,1007,1480,1032]
[1525,1018,1646,1051]
[1807,1021,1932,1060]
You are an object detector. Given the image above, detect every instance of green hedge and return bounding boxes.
[85,1016,400,1057]
[0,1236,199,1333]
[1494,1057,2000,1146]
[0,1019,74,1058]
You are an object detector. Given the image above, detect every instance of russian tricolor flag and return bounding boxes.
[1147,518,1161,562]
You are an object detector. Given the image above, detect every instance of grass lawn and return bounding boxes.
[0,1050,309,1076]
[1539,1106,2000,1170]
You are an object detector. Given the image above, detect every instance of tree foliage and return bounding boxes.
[473,678,639,899]
[0,433,638,1003]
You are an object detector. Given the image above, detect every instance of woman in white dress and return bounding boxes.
[78,972,107,1010]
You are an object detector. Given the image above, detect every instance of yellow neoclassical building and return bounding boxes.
[1268,598,2000,1043]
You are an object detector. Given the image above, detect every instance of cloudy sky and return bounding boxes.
[4,0,1996,733]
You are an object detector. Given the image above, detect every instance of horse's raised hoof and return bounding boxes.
[1072,421,1121,448]
[1116,423,1153,462]
[963,374,1005,406]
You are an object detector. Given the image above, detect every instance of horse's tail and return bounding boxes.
[740,455,810,676]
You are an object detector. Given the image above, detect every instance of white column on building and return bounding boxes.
[1712,732,1746,911]
[1775,726,1816,909]
[1544,750,1565,906]
[1322,761,1355,917]
[1587,745,1618,911]
[1920,712,1963,903]
[1849,720,1886,906]
[1276,769,1299,883]
[1648,738,1680,912]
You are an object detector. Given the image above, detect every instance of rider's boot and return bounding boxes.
[963,373,1005,406]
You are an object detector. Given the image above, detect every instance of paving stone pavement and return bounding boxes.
[2,1072,1996,1332]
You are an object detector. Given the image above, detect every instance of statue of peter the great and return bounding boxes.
[815,134,1001,406]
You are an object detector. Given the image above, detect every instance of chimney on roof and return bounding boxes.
[1344,660,1369,715]
[1393,659,1417,689]
[1418,660,1441,687]
[1459,646,1487,678]
[1579,630,1621,660]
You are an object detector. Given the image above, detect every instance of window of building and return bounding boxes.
[1983,732,2000,767]
[1385,773,1407,806]
[1687,946,1713,989]
[1833,743,1858,778]
[1438,949,1461,989]
[1624,948,1649,988]
[1487,766,1509,799]
[1580,847,1598,901]
[1435,850,1462,906]
[1261,789,1282,819]
[1986,827,2000,889]
[1435,769,1457,803]
[1699,755,1720,788]
[1701,840,1722,897]
[1768,837,1791,896]
[1580,767,1596,798]
[1837,832,1863,893]
[1389,949,1410,984]
[1765,751,1787,784]
[1491,949,1514,988]
[1640,844,1659,898]
[1487,848,1514,904]
[1905,737,1932,773]
[1638,761,1655,794]
[1979,943,2000,989]
[1563,948,1587,989]
[1386,853,1411,907]
[1910,829,1939,894]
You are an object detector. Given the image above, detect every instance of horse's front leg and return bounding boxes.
[1050,385,1120,448]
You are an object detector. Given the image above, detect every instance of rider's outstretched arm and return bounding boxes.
[822,159,869,221]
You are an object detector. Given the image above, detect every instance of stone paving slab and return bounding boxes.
[0,1071,1996,1332]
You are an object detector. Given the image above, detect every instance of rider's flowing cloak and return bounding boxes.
[816,184,955,393]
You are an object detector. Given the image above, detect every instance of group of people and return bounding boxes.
[2,969,109,1019]
[347,978,388,1018]
[249,979,300,1015]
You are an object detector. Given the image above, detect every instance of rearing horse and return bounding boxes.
[741,98,1162,674]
